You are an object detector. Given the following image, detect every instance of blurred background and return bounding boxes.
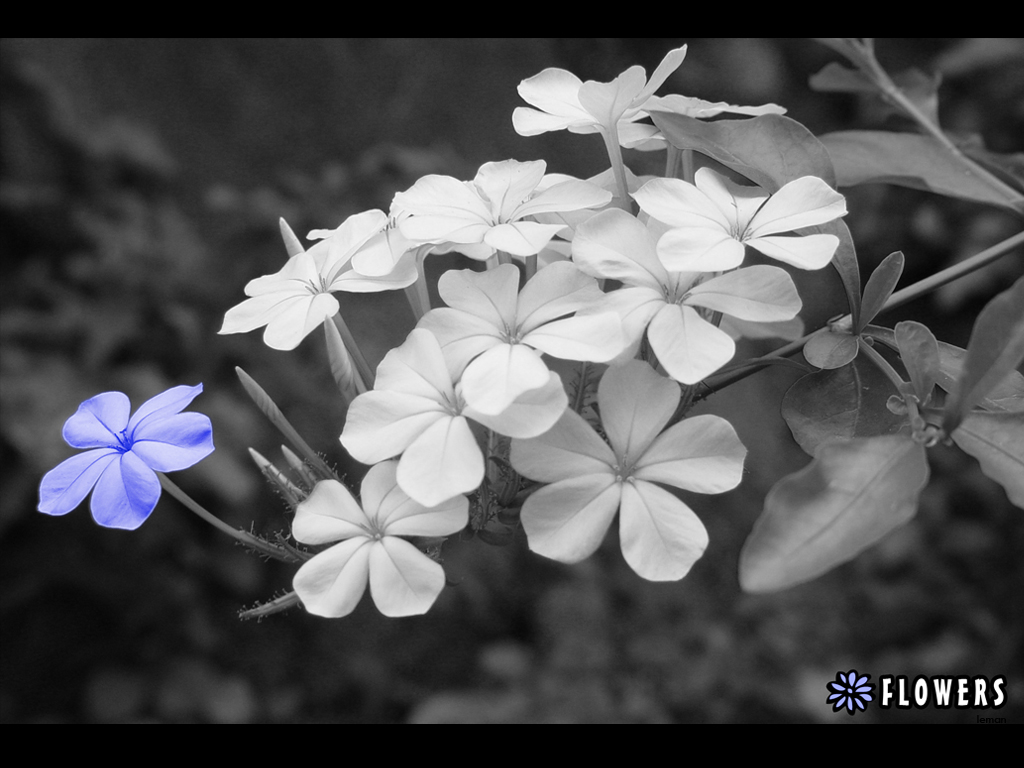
[2,38,1022,723]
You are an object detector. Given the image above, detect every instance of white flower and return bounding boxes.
[340,328,567,507]
[572,208,802,384]
[512,47,688,148]
[417,262,626,415]
[291,461,467,618]
[219,211,417,350]
[394,159,611,260]
[511,361,746,581]
[634,167,847,272]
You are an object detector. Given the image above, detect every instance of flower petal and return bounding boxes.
[649,304,736,384]
[619,480,708,581]
[62,392,130,448]
[436,265,519,331]
[522,313,626,363]
[746,233,839,270]
[634,177,732,231]
[634,45,688,106]
[374,328,455,402]
[459,343,551,416]
[693,168,768,234]
[468,371,568,439]
[293,537,372,618]
[513,178,612,219]
[341,391,448,465]
[656,226,746,273]
[520,475,621,564]
[416,308,503,380]
[130,412,214,471]
[361,460,467,537]
[514,68,590,133]
[598,360,679,465]
[38,449,119,516]
[516,261,605,334]
[572,208,667,289]
[510,408,616,483]
[293,478,370,545]
[484,221,566,257]
[395,175,493,243]
[264,292,340,351]
[633,414,747,493]
[323,209,389,274]
[126,384,204,435]
[578,66,647,128]
[397,415,484,507]
[369,537,447,617]
[684,265,801,321]
[473,159,546,221]
[90,450,161,530]
[745,176,847,238]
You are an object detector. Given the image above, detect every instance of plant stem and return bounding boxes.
[601,128,635,214]
[696,229,1024,400]
[158,474,299,562]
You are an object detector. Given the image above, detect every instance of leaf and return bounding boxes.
[895,321,940,404]
[808,62,874,94]
[952,411,1024,509]
[782,356,906,456]
[858,251,904,332]
[803,331,859,370]
[739,435,929,593]
[933,342,1024,412]
[821,130,1024,213]
[863,327,1024,413]
[648,112,836,193]
[945,276,1024,432]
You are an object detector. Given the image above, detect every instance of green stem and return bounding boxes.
[695,229,1023,401]
[158,474,299,562]
[524,254,538,282]
[846,40,1022,212]
[600,128,635,214]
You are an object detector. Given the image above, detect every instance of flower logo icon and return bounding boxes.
[827,670,874,715]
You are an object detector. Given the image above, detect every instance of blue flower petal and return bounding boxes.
[90,451,161,530]
[127,384,204,436]
[130,412,214,471]
[62,392,131,449]
[38,449,120,516]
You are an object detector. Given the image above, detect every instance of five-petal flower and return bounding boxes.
[573,208,802,383]
[394,159,611,260]
[341,328,568,507]
[292,461,468,618]
[510,361,746,580]
[417,261,626,415]
[38,385,214,530]
[219,210,418,350]
[634,167,847,272]
[512,46,688,149]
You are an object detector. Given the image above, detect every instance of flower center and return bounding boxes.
[304,275,330,295]
[114,429,133,453]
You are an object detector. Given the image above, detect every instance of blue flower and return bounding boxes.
[38,385,214,530]
[827,670,874,715]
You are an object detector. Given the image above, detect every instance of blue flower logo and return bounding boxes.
[827,670,874,715]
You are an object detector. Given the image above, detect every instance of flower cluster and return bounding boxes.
[39,46,852,622]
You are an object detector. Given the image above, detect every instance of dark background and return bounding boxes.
[2,38,1022,723]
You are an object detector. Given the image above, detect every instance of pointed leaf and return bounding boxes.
[782,356,907,456]
[823,219,861,329]
[931,340,1024,412]
[945,276,1024,432]
[740,435,929,592]
[804,331,859,370]
[648,112,836,193]
[858,251,904,332]
[821,131,1024,213]
[952,411,1024,509]
[894,321,940,404]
